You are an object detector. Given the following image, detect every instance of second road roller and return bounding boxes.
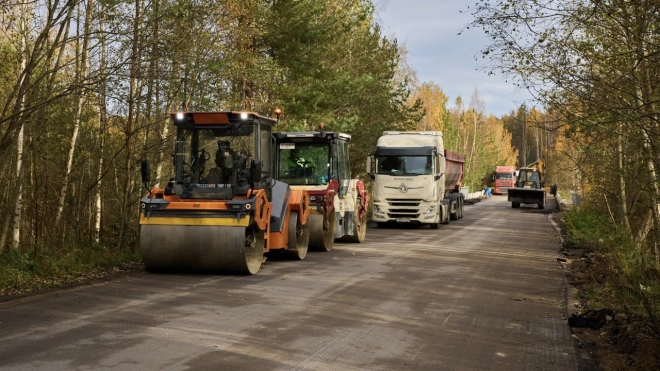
[273,123,369,251]
[139,111,310,275]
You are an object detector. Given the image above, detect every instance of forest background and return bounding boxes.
[1,0,657,334]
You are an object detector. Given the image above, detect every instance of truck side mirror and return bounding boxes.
[141,159,151,183]
[366,156,374,180]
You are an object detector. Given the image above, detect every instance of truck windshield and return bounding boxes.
[495,173,513,180]
[376,155,433,176]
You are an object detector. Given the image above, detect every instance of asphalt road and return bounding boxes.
[0,195,576,370]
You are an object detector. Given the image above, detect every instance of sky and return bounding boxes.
[374,0,533,117]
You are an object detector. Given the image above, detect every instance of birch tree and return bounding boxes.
[55,0,93,227]
[11,2,30,250]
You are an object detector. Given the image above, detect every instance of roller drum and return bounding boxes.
[287,211,310,260]
[308,212,336,252]
[140,225,263,274]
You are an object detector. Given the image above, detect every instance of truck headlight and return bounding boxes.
[424,205,435,214]
[374,204,381,213]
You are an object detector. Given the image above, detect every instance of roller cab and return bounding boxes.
[273,125,369,251]
[139,111,310,275]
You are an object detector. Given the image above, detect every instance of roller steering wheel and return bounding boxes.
[199,149,211,162]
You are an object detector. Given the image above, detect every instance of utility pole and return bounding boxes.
[520,106,527,167]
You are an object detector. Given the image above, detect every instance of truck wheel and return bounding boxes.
[512,202,520,208]
[538,203,544,210]
[430,222,439,229]
[458,198,464,219]
[450,200,459,220]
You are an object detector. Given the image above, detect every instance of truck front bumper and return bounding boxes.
[371,200,439,224]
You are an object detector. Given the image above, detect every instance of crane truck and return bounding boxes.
[273,125,369,251]
[508,158,546,209]
[493,165,516,195]
[138,111,310,275]
[367,131,465,229]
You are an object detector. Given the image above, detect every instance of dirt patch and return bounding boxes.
[556,216,660,371]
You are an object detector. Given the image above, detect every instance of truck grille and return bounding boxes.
[387,199,422,218]
[388,199,420,207]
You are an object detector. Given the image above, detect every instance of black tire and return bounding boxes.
[450,200,459,220]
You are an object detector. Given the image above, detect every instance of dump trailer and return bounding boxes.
[367,131,465,229]
[493,165,516,194]
[139,111,310,275]
[273,124,369,251]
[508,158,546,209]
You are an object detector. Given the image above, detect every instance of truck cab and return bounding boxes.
[367,131,465,229]
[493,166,516,195]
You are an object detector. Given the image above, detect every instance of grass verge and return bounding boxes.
[562,209,660,333]
[0,245,143,298]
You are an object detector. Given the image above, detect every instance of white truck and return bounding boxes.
[367,131,466,229]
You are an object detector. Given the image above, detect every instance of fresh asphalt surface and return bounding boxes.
[0,195,576,370]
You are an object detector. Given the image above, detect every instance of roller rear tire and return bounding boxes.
[339,198,367,243]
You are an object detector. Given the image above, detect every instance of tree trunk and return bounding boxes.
[618,124,631,235]
[94,1,107,244]
[12,126,25,250]
[11,3,31,251]
[117,0,141,250]
[55,0,93,227]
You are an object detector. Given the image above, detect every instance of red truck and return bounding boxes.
[493,166,516,195]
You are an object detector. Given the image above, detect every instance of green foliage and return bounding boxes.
[0,245,142,297]
[563,209,615,249]
[562,209,660,330]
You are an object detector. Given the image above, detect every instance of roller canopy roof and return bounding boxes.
[170,111,278,128]
[273,131,351,142]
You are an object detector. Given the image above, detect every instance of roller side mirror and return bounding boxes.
[141,159,151,183]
